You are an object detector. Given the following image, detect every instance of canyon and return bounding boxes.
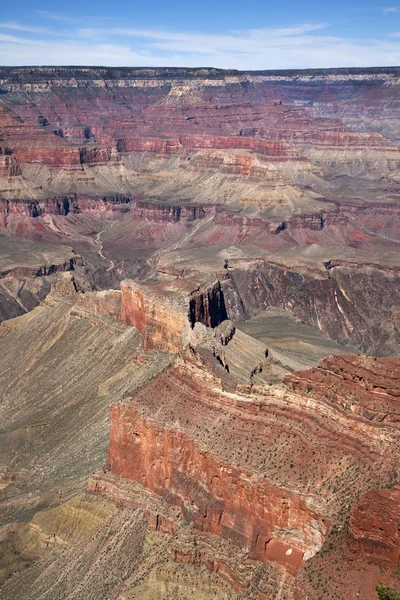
[0,66,399,600]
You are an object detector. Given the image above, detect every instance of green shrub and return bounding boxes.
[376,583,400,600]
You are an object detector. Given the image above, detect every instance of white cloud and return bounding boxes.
[0,21,400,69]
[382,6,399,14]
[0,21,55,34]
[0,33,46,45]
[37,11,82,23]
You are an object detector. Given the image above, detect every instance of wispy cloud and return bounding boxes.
[0,33,47,45]
[0,21,53,34]
[381,6,399,15]
[0,19,400,69]
[37,11,83,24]
[0,20,67,37]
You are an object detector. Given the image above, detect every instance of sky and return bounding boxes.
[0,0,400,69]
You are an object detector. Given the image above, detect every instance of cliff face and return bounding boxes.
[1,66,399,208]
[189,281,228,328]
[0,194,133,224]
[285,354,400,424]
[347,485,400,568]
[120,280,191,353]
[91,350,400,599]
[223,254,400,354]
[108,402,326,575]
[0,238,87,322]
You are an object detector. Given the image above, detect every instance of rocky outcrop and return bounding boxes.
[118,134,304,161]
[189,281,228,328]
[223,254,400,354]
[0,239,86,322]
[0,154,21,178]
[284,354,400,425]
[347,485,400,568]
[107,401,328,575]
[120,279,191,352]
[90,351,400,598]
[0,194,133,224]
[275,212,348,233]
[88,471,293,600]
[134,201,207,222]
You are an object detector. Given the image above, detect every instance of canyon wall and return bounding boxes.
[108,402,327,574]
[92,351,400,599]
[347,485,400,568]
[120,280,191,352]
[223,256,400,354]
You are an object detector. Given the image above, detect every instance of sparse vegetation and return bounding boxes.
[376,583,400,600]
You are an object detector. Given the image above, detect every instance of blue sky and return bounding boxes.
[0,0,400,68]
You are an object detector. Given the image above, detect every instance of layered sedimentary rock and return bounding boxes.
[347,485,400,568]
[120,279,192,352]
[89,349,400,599]
[1,66,399,212]
[0,67,398,357]
[0,193,133,225]
[107,401,327,574]
[0,237,87,321]
[0,66,400,600]
[223,249,400,354]
[285,354,400,424]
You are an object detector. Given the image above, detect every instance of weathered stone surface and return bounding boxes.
[107,401,328,575]
[347,485,400,568]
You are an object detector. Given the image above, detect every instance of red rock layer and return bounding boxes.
[284,355,400,425]
[88,471,291,600]
[87,347,400,598]
[107,401,327,575]
[347,485,400,568]
[0,107,117,168]
[117,134,305,161]
[120,280,192,352]
[134,201,207,222]
[0,194,133,224]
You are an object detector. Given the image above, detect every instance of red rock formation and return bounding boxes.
[120,279,192,352]
[11,146,81,167]
[107,401,328,575]
[0,193,133,223]
[79,145,118,166]
[92,351,400,598]
[117,134,305,162]
[0,254,83,279]
[347,485,400,568]
[284,355,400,425]
[134,201,207,222]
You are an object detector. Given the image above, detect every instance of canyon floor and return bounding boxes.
[0,66,399,600]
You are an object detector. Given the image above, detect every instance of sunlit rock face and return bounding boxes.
[347,485,400,568]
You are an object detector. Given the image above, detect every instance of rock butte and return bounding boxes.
[0,66,399,600]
